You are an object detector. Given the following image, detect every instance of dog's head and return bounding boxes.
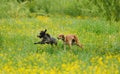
[57,34,65,41]
[37,29,47,38]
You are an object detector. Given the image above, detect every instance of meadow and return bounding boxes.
[0,15,120,74]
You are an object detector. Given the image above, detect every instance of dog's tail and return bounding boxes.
[74,35,83,49]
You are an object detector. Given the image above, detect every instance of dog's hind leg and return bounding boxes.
[76,43,83,49]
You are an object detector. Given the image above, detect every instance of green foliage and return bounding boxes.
[0,0,119,21]
[93,0,120,22]
[0,0,98,18]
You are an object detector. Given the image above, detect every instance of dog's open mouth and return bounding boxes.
[37,35,42,38]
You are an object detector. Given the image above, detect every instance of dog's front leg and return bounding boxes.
[34,41,46,44]
[39,39,47,44]
[68,41,72,50]
[63,42,66,51]
[34,42,41,44]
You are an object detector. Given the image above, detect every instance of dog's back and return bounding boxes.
[65,35,77,42]
[58,34,83,48]
[50,37,57,45]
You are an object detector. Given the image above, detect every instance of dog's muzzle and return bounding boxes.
[57,37,60,39]
[37,35,42,38]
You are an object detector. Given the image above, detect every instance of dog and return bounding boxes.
[34,29,57,46]
[57,34,83,50]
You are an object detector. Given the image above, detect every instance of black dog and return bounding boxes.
[34,29,57,46]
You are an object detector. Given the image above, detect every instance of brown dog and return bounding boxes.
[57,34,83,50]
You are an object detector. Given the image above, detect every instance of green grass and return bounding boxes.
[0,16,120,73]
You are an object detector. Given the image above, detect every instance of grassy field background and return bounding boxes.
[0,16,120,73]
[0,0,120,74]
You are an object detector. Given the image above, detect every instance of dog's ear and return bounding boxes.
[46,34,51,37]
[44,29,47,33]
[60,34,65,41]
[61,34,65,39]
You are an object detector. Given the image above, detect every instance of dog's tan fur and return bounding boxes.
[57,34,83,50]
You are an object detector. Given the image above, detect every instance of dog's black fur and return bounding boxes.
[34,29,57,46]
